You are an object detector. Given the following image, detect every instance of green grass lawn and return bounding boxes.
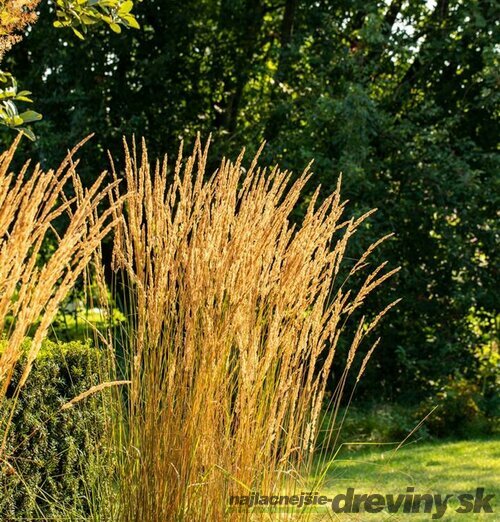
[309,437,499,521]
[47,308,125,342]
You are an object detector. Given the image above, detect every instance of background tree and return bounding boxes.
[3,0,498,401]
[0,0,138,137]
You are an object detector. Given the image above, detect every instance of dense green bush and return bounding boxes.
[0,338,107,520]
[417,377,499,439]
[317,403,428,454]
[342,404,428,444]
[319,387,498,452]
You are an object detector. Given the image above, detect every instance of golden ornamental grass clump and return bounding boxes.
[109,137,399,521]
[0,138,122,456]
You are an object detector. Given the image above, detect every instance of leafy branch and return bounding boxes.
[0,71,41,140]
[0,0,139,139]
[54,0,140,39]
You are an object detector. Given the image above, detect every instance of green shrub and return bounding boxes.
[317,384,497,453]
[317,403,428,452]
[0,338,107,520]
[417,377,497,439]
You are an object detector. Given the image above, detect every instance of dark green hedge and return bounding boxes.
[0,339,107,521]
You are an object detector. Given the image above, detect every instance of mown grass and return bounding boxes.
[48,308,125,342]
[313,437,499,521]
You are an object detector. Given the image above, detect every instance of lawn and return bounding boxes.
[310,437,499,521]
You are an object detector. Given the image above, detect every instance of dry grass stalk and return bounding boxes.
[109,137,398,521]
[60,380,131,411]
[0,137,122,454]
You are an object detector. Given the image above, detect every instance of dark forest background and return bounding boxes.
[2,0,498,404]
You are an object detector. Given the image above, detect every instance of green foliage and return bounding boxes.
[3,0,498,401]
[0,70,41,139]
[318,404,429,452]
[0,0,138,138]
[54,0,140,39]
[0,338,107,520]
[417,377,498,439]
[319,388,497,452]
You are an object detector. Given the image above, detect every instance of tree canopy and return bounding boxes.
[2,0,498,400]
[0,0,138,137]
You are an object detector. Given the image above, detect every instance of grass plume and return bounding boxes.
[0,137,122,456]
[109,137,398,521]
